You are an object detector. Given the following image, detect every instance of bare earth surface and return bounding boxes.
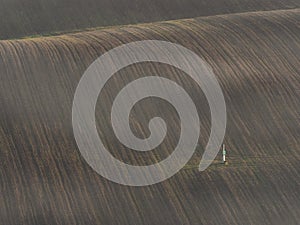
[0,3,299,225]
[0,0,300,39]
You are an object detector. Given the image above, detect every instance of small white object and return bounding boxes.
[222,144,226,163]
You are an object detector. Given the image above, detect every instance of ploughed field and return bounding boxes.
[0,4,299,225]
[1,0,300,39]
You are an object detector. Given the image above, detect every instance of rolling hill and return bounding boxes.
[0,7,299,225]
[1,0,300,39]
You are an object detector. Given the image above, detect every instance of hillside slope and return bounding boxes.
[0,9,299,225]
[1,0,300,39]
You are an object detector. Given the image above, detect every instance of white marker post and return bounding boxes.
[222,144,226,164]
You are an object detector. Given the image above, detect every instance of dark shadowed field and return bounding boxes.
[0,2,299,225]
[1,0,300,39]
